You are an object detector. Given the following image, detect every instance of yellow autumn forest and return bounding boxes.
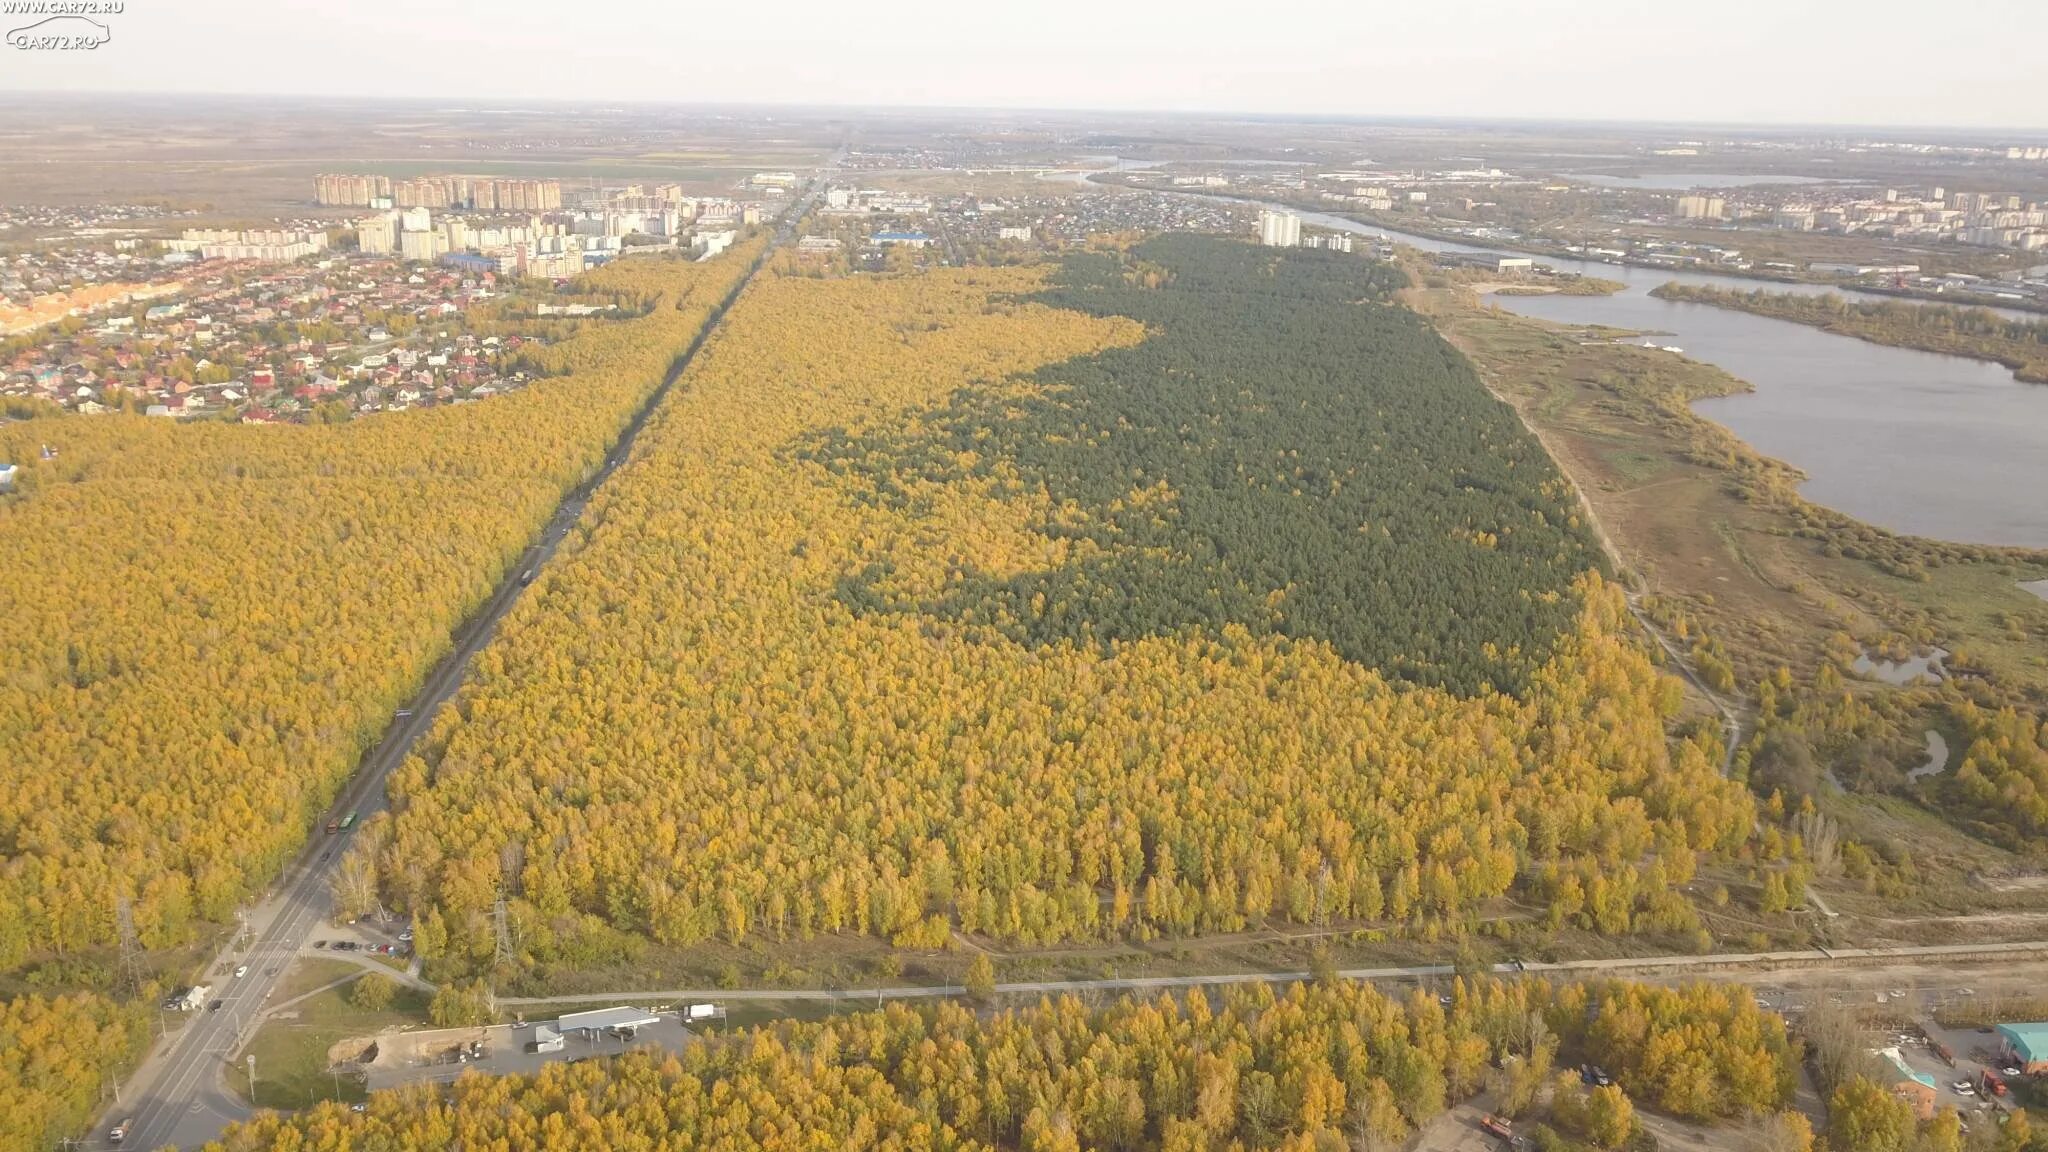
[205,977,1798,1152]
[367,241,1753,984]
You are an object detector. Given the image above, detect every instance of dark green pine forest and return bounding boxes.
[813,235,1604,696]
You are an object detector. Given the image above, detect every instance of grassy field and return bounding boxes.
[224,961,430,1110]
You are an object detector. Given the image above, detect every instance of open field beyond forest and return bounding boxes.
[0,156,816,213]
[0,95,837,209]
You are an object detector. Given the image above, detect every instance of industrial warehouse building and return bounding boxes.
[1998,1023,2048,1075]
[557,1006,661,1038]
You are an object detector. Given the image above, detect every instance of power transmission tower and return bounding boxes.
[114,894,148,998]
[492,887,514,971]
[489,884,514,1013]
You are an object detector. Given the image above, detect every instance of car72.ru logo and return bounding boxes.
[6,13,114,49]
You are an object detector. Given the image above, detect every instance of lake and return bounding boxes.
[1263,204,2048,550]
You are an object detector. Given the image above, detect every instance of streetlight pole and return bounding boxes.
[247,1054,257,1103]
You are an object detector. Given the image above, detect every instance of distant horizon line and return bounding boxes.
[3,87,2047,139]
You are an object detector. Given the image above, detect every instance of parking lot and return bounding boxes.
[308,915,413,960]
[1916,1017,2026,1113]
[309,936,411,962]
[1745,980,2026,1117]
[360,1014,698,1091]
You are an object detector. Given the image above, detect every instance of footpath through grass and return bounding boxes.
[226,963,431,1110]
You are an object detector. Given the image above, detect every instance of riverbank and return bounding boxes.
[1405,283,2048,698]
[1492,278,1625,296]
[1377,212,2048,316]
[1427,267,1625,297]
[1648,283,2048,383]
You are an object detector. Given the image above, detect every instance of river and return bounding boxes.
[1256,202,2048,550]
[1571,173,1835,190]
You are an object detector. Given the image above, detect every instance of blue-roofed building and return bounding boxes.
[1876,1046,1936,1118]
[1998,1023,2048,1074]
[440,252,501,274]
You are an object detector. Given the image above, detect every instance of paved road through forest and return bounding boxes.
[104,172,829,1151]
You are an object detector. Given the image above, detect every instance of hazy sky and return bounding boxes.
[5,0,2046,129]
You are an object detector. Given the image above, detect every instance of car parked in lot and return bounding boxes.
[1953,1080,1976,1096]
